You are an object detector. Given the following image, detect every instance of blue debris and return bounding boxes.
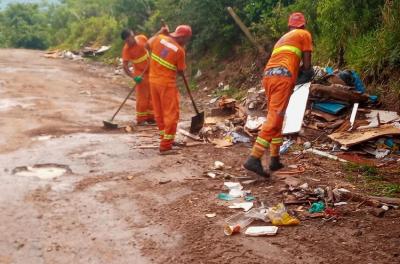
[369,95,378,103]
[313,102,347,115]
[280,140,295,155]
[351,71,366,93]
[325,67,334,75]
[217,193,234,201]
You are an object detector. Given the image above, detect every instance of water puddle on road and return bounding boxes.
[12,164,71,180]
[0,98,35,111]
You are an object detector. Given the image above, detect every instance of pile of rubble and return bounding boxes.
[200,66,400,164]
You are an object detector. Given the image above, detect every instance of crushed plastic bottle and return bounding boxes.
[224,212,254,236]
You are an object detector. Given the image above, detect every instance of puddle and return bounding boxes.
[12,164,72,180]
[0,98,35,111]
[0,67,61,74]
[34,135,54,141]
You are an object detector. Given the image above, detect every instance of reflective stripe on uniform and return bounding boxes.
[256,137,270,148]
[150,53,177,71]
[132,52,149,64]
[160,131,165,136]
[164,134,175,140]
[272,45,302,58]
[271,138,284,144]
[137,111,150,116]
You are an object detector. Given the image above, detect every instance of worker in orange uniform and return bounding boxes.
[121,29,155,125]
[147,25,192,155]
[244,12,314,177]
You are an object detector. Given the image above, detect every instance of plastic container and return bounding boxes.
[224,212,254,236]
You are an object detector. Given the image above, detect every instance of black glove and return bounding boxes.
[296,68,315,85]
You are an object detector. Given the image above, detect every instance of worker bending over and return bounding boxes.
[148,25,192,155]
[244,12,314,177]
[121,29,154,125]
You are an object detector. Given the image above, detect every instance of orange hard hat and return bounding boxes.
[288,12,306,28]
[170,25,192,38]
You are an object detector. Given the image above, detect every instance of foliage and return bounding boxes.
[0,0,399,85]
[0,3,51,49]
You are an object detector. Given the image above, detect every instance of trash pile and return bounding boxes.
[43,46,111,60]
[200,67,400,163]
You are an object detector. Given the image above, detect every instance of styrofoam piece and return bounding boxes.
[245,226,278,236]
[282,82,311,134]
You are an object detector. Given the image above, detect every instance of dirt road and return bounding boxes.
[0,49,399,264]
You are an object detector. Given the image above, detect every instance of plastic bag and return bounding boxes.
[268,203,300,226]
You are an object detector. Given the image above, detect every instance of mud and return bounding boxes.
[0,49,399,264]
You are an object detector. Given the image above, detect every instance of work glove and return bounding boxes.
[134,76,143,84]
[296,68,315,85]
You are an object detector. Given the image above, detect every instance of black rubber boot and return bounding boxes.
[269,156,284,171]
[244,156,269,177]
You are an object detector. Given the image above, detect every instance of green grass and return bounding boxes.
[343,163,400,197]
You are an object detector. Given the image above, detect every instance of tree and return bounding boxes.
[0,3,51,49]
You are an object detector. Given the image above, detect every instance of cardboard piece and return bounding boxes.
[329,125,400,147]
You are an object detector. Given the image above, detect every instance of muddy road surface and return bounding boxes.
[1,49,399,264]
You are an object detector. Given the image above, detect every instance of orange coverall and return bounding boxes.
[252,29,313,158]
[122,34,153,123]
[148,35,186,151]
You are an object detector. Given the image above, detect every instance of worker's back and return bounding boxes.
[266,29,313,82]
[149,35,186,85]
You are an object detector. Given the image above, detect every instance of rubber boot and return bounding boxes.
[244,156,269,177]
[269,156,284,171]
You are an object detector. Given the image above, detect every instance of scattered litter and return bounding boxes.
[224,212,254,236]
[224,182,243,190]
[299,183,309,190]
[246,207,270,222]
[334,202,348,206]
[229,188,245,198]
[229,202,254,212]
[328,125,400,147]
[309,201,325,213]
[125,125,134,133]
[242,179,257,185]
[214,161,225,170]
[245,116,266,131]
[207,172,217,179]
[313,102,346,115]
[303,141,312,150]
[245,226,278,237]
[230,132,250,143]
[268,203,300,226]
[349,103,359,130]
[244,195,256,202]
[280,140,295,155]
[212,138,233,148]
[358,110,400,130]
[206,213,216,218]
[304,148,348,163]
[218,193,234,201]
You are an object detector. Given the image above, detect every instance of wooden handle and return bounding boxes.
[227,7,265,55]
[181,74,200,114]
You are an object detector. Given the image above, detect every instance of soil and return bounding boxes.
[0,49,399,264]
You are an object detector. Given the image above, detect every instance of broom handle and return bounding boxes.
[110,83,137,121]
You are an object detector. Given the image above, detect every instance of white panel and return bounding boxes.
[282,82,311,135]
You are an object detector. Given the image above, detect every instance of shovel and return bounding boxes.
[103,83,137,129]
[181,74,204,134]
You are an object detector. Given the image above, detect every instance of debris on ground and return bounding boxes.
[43,46,111,60]
[245,226,278,236]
